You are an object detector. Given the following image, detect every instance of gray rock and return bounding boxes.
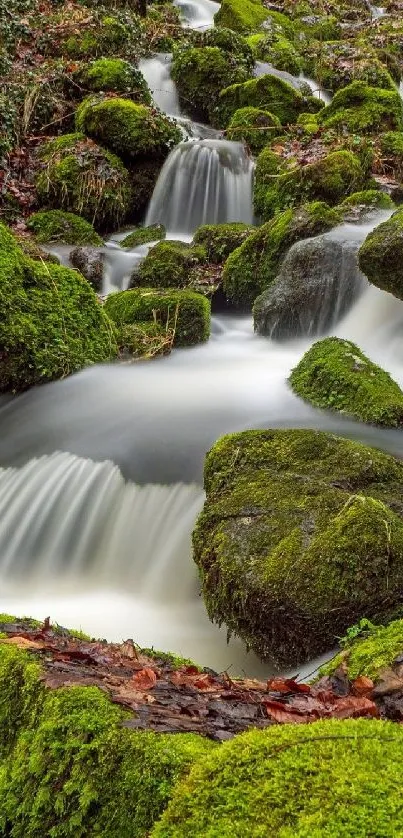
[70,247,104,291]
[253,235,367,340]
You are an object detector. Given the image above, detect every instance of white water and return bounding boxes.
[139,54,180,116]
[145,139,254,234]
[173,0,220,29]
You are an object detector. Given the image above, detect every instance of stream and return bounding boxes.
[0,0,402,679]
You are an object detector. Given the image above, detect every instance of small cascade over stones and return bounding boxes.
[173,0,220,29]
[138,54,181,117]
[145,139,255,235]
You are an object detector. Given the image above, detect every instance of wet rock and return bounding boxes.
[70,246,104,291]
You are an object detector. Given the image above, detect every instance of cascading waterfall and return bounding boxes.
[173,0,220,29]
[145,139,255,234]
[138,54,181,116]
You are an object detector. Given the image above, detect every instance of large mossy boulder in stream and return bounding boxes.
[223,202,340,309]
[36,133,132,232]
[0,642,213,837]
[358,207,403,299]
[138,241,207,289]
[76,97,181,164]
[0,223,117,392]
[152,719,403,838]
[192,223,255,264]
[171,46,250,124]
[317,81,403,134]
[290,337,403,427]
[226,107,282,154]
[214,72,321,128]
[214,0,270,33]
[104,288,210,347]
[193,428,403,666]
[77,58,152,103]
[27,210,103,246]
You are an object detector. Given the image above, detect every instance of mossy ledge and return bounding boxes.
[320,617,403,682]
[104,288,211,348]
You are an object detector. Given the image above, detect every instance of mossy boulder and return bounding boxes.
[321,618,403,682]
[214,73,319,128]
[358,208,403,299]
[192,223,255,264]
[304,41,396,94]
[248,32,302,75]
[121,224,166,248]
[117,321,173,359]
[191,27,254,74]
[36,133,132,232]
[341,190,395,210]
[253,147,283,218]
[226,107,282,153]
[63,14,132,59]
[70,246,104,291]
[260,151,365,220]
[193,428,403,665]
[104,288,210,347]
[290,337,403,427]
[0,223,117,392]
[223,202,340,309]
[214,0,269,34]
[76,97,181,164]
[0,643,213,837]
[27,210,103,246]
[171,46,250,124]
[77,58,152,104]
[317,81,403,134]
[152,719,403,837]
[138,241,206,289]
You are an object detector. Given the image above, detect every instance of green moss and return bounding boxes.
[358,208,403,299]
[304,41,396,94]
[171,46,250,124]
[141,648,202,670]
[223,202,340,309]
[193,428,403,664]
[121,224,166,248]
[253,147,283,218]
[78,58,151,104]
[104,288,210,347]
[215,72,312,128]
[380,130,403,157]
[290,337,403,427]
[152,719,403,837]
[318,81,403,134]
[27,210,103,246]
[63,15,130,59]
[0,222,117,392]
[192,223,255,264]
[341,190,395,209]
[214,0,269,34]
[0,643,44,759]
[76,97,181,163]
[191,27,254,74]
[36,133,132,232]
[138,241,206,289]
[226,107,282,153]
[250,32,302,74]
[321,618,403,681]
[117,321,173,359]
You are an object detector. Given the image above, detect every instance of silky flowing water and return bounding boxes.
[1,0,402,678]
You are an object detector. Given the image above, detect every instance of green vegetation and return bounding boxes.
[223,202,340,309]
[0,222,117,392]
[214,0,269,34]
[341,190,395,210]
[359,208,403,299]
[248,32,302,75]
[27,210,103,246]
[76,97,181,163]
[290,337,403,427]
[226,107,282,153]
[215,72,318,128]
[191,27,254,74]
[171,46,249,123]
[104,288,210,347]
[321,618,403,681]
[318,81,403,134]
[194,428,403,665]
[36,133,132,232]
[78,58,152,104]
[120,224,166,248]
[253,147,283,218]
[152,719,403,837]
[192,223,255,264]
[138,240,206,289]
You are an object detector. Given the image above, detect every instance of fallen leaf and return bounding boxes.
[132,668,157,690]
[351,675,374,696]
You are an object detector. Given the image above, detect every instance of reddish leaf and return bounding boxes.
[332,696,378,719]
[267,677,311,695]
[132,668,157,690]
[351,675,374,696]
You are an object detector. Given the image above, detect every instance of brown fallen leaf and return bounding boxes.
[267,677,311,695]
[132,668,157,690]
[331,696,378,719]
[351,675,374,697]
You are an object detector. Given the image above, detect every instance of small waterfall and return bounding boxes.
[173,0,220,29]
[139,54,180,117]
[145,139,254,235]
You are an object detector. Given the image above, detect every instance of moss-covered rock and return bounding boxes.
[320,618,403,682]
[304,41,396,94]
[290,337,403,427]
[0,222,117,391]
[152,719,403,837]
[171,46,250,124]
[317,81,403,134]
[215,72,319,128]
[117,320,173,359]
[226,107,282,153]
[77,58,151,104]
[248,32,302,75]
[130,159,162,219]
[260,151,365,220]
[76,97,181,163]
[70,246,104,291]
[36,133,132,232]
[138,241,206,289]
[104,288,210,347]
[190,27,254,74]
[27,210,103,246]
[121,224,166,248]
[223,202,340,309]
[253,147,283,218]
[192,223,255,264]
[193,428,403,664]
[341,190,395,210]
[358,207,403,299]
[62,14,132,59]
[214,0,269,34]
[0,644,213,838]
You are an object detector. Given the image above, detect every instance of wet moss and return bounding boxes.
[171,46,250,124]
[253,147,283,218]
[318,81,403,134]
[190,27,254,75]
[215,73,316,129]
[192,223,255,264]
[120,224,166,248]
[138,241,206,289]
[358,208,403,299]
[194,428,403,665]
[36,133,132,232]
[76,97,181,164]
[27,210,103,246]
[341,190,395,210]
[116,321,173,359]
[248,32,302,75]
[152,719,403,837]
[214,0,269,34]
[226,107,282,154]
[63,15,131,59]
[223,202,340,309]
[321,618,403,681]
[104,288,210,347]
[290,337,403,427]
[0,644,44,759]
[77,58,151,104]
